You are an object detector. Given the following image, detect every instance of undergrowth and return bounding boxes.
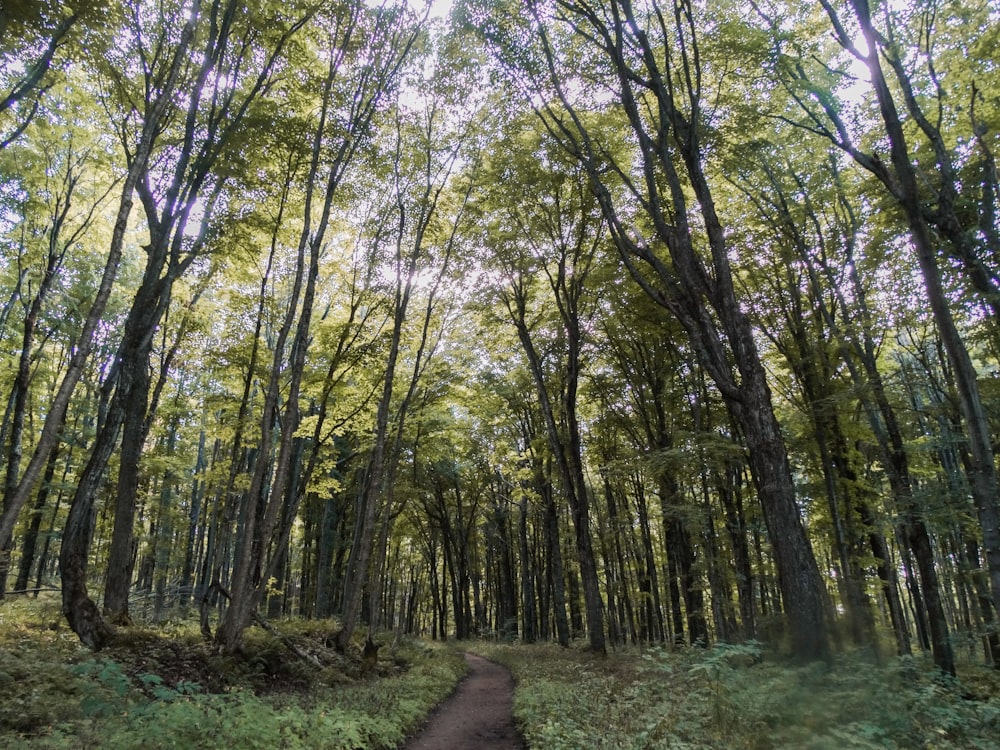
[9,594,1000,749]
[0,596,467,749]
[472,640,1000,750]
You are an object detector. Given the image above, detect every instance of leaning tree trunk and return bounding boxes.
[0,4,196,585]
[59,278,170,645]
[101,301,158,624]
[336,311,402,651]
[1,202,70,600]
[59,393,129,650]
[730,356,832,659]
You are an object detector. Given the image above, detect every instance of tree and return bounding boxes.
[55,0,327,649]
[336,39,478,650]
[215,0,421,655]
[0,0,186,637]
[594,287,712,646]
[470,0,832,660]
[474,114,608,652]
[769,0,998,670]
[0,110,116,598]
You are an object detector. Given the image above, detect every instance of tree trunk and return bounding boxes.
[511,307,605,653]
[519,493,537,643]
[738,369,832,659]
[180,426,207,606]
[660,475,706,647]
[0,4,197,584]
[13,421,64,594]
[1,188,73,599]
[492,491,518,640]
[544,481,571,647]
[632,478,665,644]
[718,462,757,641]
[314,496,341,619]
[59,366,136,649]
[102,313,156,624]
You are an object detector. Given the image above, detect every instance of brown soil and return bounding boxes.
[401,652,524,750]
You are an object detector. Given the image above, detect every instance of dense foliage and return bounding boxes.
[0,597,467,748]
[475,642,1000,749]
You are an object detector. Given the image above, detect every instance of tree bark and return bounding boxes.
[12,421,64,594]
[518,492,537,643]
[101,293,161,624]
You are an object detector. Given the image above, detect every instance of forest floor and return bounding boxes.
[401,652,523,750]
[5,596,1000,749]
[0,595,470,749]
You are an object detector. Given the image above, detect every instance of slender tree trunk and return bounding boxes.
[660,474,705,646]
[180,426,207,605]
[519,493,537,643]
[544,482,571,647]
[511,306,605,652]
[963,537,1000,665]
[493,491,518,640]
[632,478,665,643]
[1,201,72,599]
[337,358,397,650]
[718,463,757,641]
[12,431,60,594]
[315,496,341,619]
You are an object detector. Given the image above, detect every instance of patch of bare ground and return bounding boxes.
[402,652,524,750]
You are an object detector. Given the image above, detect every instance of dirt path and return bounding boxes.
[401,652,524,750]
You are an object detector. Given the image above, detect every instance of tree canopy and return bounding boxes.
[1,0,999,677]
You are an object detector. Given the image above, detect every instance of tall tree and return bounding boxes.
[0,116,116,598]
[58,0,327,648]
[774,0,1000,662]
[470,0,832,659]
[0,1,197,636]
[475,116,608,652]
[336,44,476,650]
[595,290,710,646]
[215,0,421,655]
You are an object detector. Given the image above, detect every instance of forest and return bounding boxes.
[2,0,1000,746]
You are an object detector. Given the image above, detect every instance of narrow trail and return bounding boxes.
[401,652,524,750]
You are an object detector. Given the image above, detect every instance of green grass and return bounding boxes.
[471,640,1000,750]
[0,596,467,749]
